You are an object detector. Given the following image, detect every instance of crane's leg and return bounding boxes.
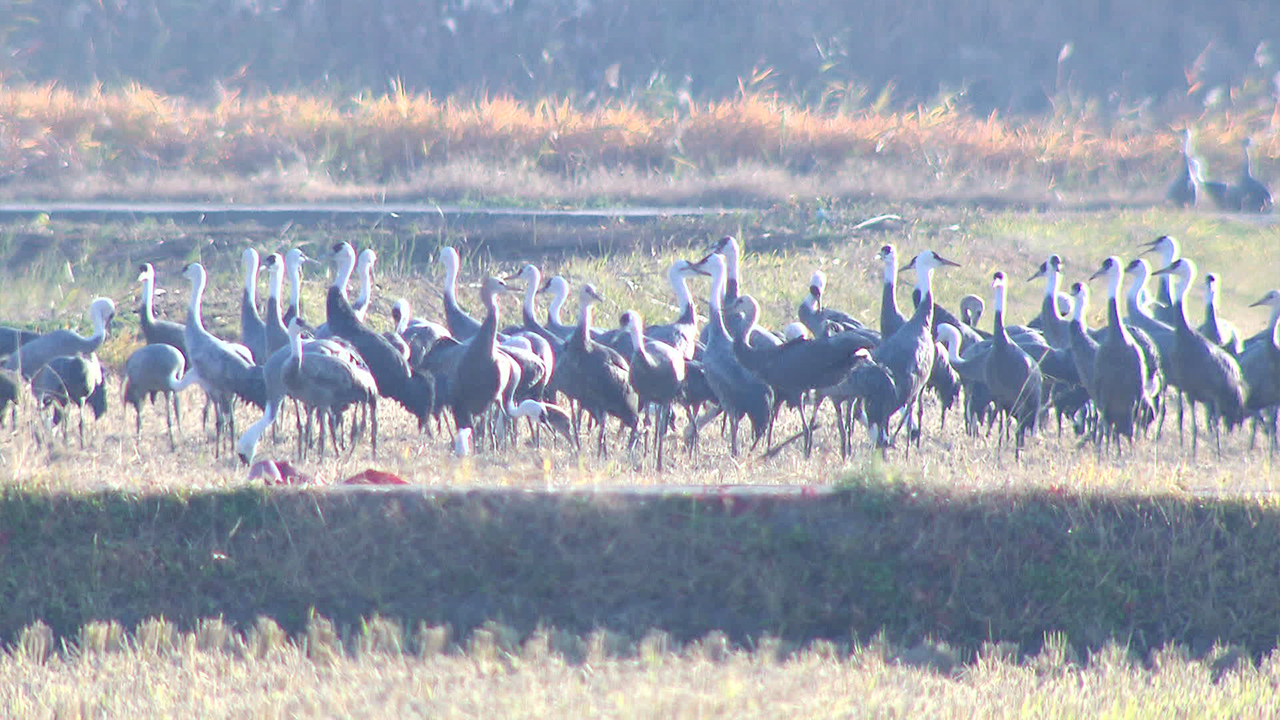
[173,393,183,446]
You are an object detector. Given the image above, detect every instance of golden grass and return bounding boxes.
[1,81,1276,202]
[0,619,1276,718]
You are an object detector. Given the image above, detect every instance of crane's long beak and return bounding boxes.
[1028,263,1047,281]
[1249,295,1271,308]
[1150,265,1175,277]
[935,254,960,268]
[1087,267,1106,281]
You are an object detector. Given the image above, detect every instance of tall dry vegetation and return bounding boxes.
[0,81,1277,195]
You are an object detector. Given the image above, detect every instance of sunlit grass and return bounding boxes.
[0,618,1276,718]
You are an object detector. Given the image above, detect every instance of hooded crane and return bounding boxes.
[325,242,435,428]
[733,293,876,455]
[284,318,379,459]
[314,246,378,339]
[1240,291,1280,452]
[136,263,187,363]
[618,259,705,360]
[1028,254,1070,348]
[235,324,372,464]
[31,353,105,447]
[281,247,315,333]
[540,275,579,342]
[260,253,290,358]
[1087,257,1151,450]
[873,249,959,449]
[1140,235,1184,327]
[4,297,115,380]
[391,298,451,366]
[1189,155,1233,210]
[984,272,1043,456]
[698,235,778,347]
[1151,258,1248,455]
[620,310,685,471]
[691,253,774,455]
[877,243,907,337]
[1199,272,1243,355]
[1232,138,1272,213]
[551,283,640,456]
[350,248,378,322]
[935,323,997,437]
[1166,128,1197,208]
[511,263,563,349]
[240,248,267,363]
[182,263,266,457]
[447,276,518,450]
[440,246,482,342]
[1064,282,1101,420]
[122,342,202,450]
[799,269,871,338]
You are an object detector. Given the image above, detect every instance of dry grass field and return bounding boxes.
[2,200,1280,715]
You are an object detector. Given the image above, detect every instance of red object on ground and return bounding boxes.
[343,468,408,485]
[247,459,315,485]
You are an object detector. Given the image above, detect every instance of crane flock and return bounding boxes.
[1,231,1278,470]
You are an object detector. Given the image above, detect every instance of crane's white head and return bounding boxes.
[285,247,308,272]
[670,258,708,277]
[935,322,961,352]
[540,275,570,299]
[391,298,410,324]
[440,246,460,270]
[89,297,116,331]
[182,262,206,285]
[579,283,605,306]
[357,248,378,275]
[1089,256,1122,282]
[902,250,960,275]
[1068,282,1089,320]
[809,269,826,297]
[1140,235,1179,261]
[1249,290,1280,310]
[136,263,155,284]
[1204,272,1219,295]
[263,252,285,285]
[1151,258,1196,291]
[782,322,809,341]
[512,263,540,285]
[1028,254,1062,282]
[958,294,984,325]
